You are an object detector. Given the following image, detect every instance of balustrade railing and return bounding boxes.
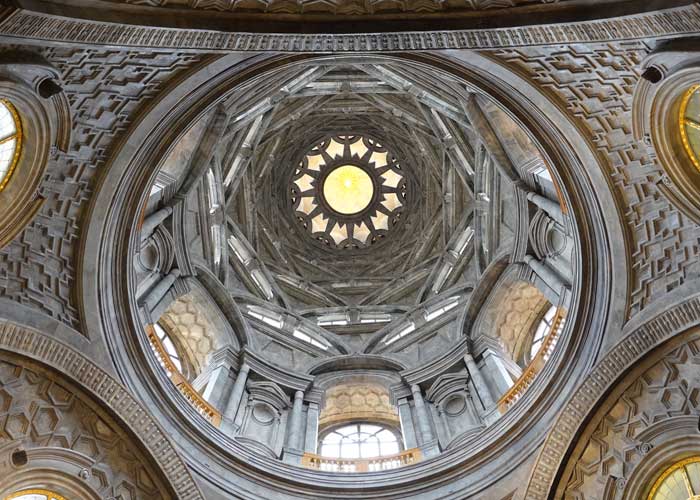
[497,308,566,413]
[146,324,222,426]
[302,448,421,473]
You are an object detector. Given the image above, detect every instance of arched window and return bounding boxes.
[319,423,401,459]
[5,490,66,500]
[648,457,700,500]
[0,99,21,192]
[680,84,700,173]
[530,305,558,360]
[151,322,184,375]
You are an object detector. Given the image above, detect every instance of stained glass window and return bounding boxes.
[320,423,401,459]
[648,457,700,500]
[680,84,700,172]
[0,99,21,192]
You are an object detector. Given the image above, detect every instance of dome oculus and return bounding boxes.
[291,135,406,249]
[322,165,374,215]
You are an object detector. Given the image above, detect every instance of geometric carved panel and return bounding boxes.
[495,43,700,318]
[0,358,168,498]
[0,47,205,330]
[564,338,700,498]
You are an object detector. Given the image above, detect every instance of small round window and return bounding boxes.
[648,456,700,500]
[680,84,700,172]
[0,99,22,192]
[5,490,67,500]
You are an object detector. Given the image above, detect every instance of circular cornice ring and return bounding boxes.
[81,51,618,498]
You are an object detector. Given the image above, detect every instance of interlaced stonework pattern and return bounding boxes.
[106,0,569,16]
[565,337,700,498]
[0,3,699,500]
[0,358,166,498]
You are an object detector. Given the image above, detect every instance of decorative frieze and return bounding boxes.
[0,6,699,53]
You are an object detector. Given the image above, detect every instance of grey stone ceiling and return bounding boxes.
[211,59,515,315]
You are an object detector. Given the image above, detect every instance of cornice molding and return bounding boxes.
[0,5,699,53]
[0,320,205,500]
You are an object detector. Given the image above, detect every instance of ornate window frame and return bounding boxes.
[0,80,54,248]
[647,456,700,500]
[0,98,22,193]
[634,47,700,224]
[5,490,67,500]
[318,422,403,460]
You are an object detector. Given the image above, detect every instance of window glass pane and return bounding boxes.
[362,424,381,434]
[0,101,16,139]
[362,441,379,458]
[687,462,700,495]
[7,491,66,500]
[340,442,360,459]
[321,443,339,457]
[0,100,19,188]
[381,441,400,455]
[377,429,397,443]
[323,431,342,444]
[320,424,401,460]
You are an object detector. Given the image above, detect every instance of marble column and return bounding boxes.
[397,397,418,450]
[524,254,567,305]
[200,355,234,411]
[286,390,305,451]
[481,349,514,396]
[411,385,436,451]
[526,191,564,226]
[140,206,173,242]
[464,353,495,409]
[223,362,249,424]
[462,94,522,184]
[304,402,319,454]
[173,105,229,202]
[143,268,180,313]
